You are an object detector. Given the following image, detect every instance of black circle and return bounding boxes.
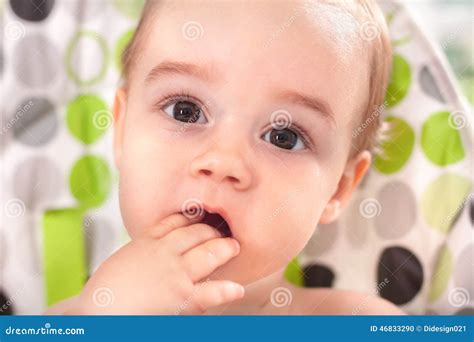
[470,197,473,227]
[0,290,14,315]
[455,307,474,315]
[10,0,55,22]
[377,246,423,305]
[0,48,4,77]
[303,263,335,287]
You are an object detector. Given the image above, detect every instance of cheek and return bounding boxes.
[259,191,324,253]
[118,117,188,236]
[245,171,329,268]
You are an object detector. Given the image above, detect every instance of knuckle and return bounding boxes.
[152,239,170,256]
[170,273,192,300]
[156,221,174,237]
[192,299,207,314]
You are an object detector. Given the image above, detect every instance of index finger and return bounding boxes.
[144,211,205,239]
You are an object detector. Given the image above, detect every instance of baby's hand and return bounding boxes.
[67,212,243,314]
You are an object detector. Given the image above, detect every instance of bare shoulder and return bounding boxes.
[44,295,79,315]
[286,286,405,315]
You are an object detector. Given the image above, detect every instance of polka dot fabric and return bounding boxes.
[0,0,140,314]
[0,1,472,315]
[293,3,473,315]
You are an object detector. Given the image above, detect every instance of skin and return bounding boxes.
[46,0,403,315]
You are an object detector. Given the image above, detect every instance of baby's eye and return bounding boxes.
[262,128,306,150]
[163,100,207,124]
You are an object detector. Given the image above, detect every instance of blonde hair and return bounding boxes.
[121,0,392,156]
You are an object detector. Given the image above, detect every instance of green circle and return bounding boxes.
[384,54,411,108]
[65,31,109,86]
[114,0,146,19]
[115,28,135,71]
[67,94,109,145]
[421,111,465,166]
[428,245,453,302]
[421,173,471,233]
[284,257,303,287]
[70,155,111,208]
[374,116,415,174]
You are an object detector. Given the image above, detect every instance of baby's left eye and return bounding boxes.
[262,128,306,150]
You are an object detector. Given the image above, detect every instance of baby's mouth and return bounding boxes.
[200,210,233,238]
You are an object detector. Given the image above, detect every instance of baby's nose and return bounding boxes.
[189,150,253,191]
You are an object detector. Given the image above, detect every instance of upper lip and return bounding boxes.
[201,203,233,234]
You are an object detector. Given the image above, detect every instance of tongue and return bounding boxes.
[202,212,232,238]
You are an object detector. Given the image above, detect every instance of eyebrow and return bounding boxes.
[145,60,336,128]
[145,60,221,84]
[275,90,337,129]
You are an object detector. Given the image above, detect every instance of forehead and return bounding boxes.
[136,0,369,124]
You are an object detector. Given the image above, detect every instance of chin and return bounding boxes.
[207,255,280,286]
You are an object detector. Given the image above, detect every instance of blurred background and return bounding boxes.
[0,0,472,316]
[406,0,473,104]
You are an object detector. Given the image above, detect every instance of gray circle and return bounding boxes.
[375,181,416,239]
[0,123,8,155]
[12,97,58,146]
[12,156,62,209]
[0,229,6,270]
[13,34,59,87]
[0,48,4,77]
[304,221,339,257]
[64,0,106,20]
[454,244,473,299]
[419,65,445,103]
[345,196,370,247]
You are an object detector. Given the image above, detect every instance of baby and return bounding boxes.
[47,0,403,315]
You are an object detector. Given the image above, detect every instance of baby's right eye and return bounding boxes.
[163,100,207,124]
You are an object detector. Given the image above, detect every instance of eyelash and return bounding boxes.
[155,90,207,115]
[153,91,315,151]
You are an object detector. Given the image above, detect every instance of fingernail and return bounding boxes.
[234,283,245,297]
[231,239,240,255]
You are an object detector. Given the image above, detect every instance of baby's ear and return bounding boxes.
[112,88,127,170]
[319,150,371,224]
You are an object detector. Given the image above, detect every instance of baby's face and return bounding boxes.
[114,0,370,285]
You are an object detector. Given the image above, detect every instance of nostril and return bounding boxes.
[201,169,212,176]
[228,176,239,183]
